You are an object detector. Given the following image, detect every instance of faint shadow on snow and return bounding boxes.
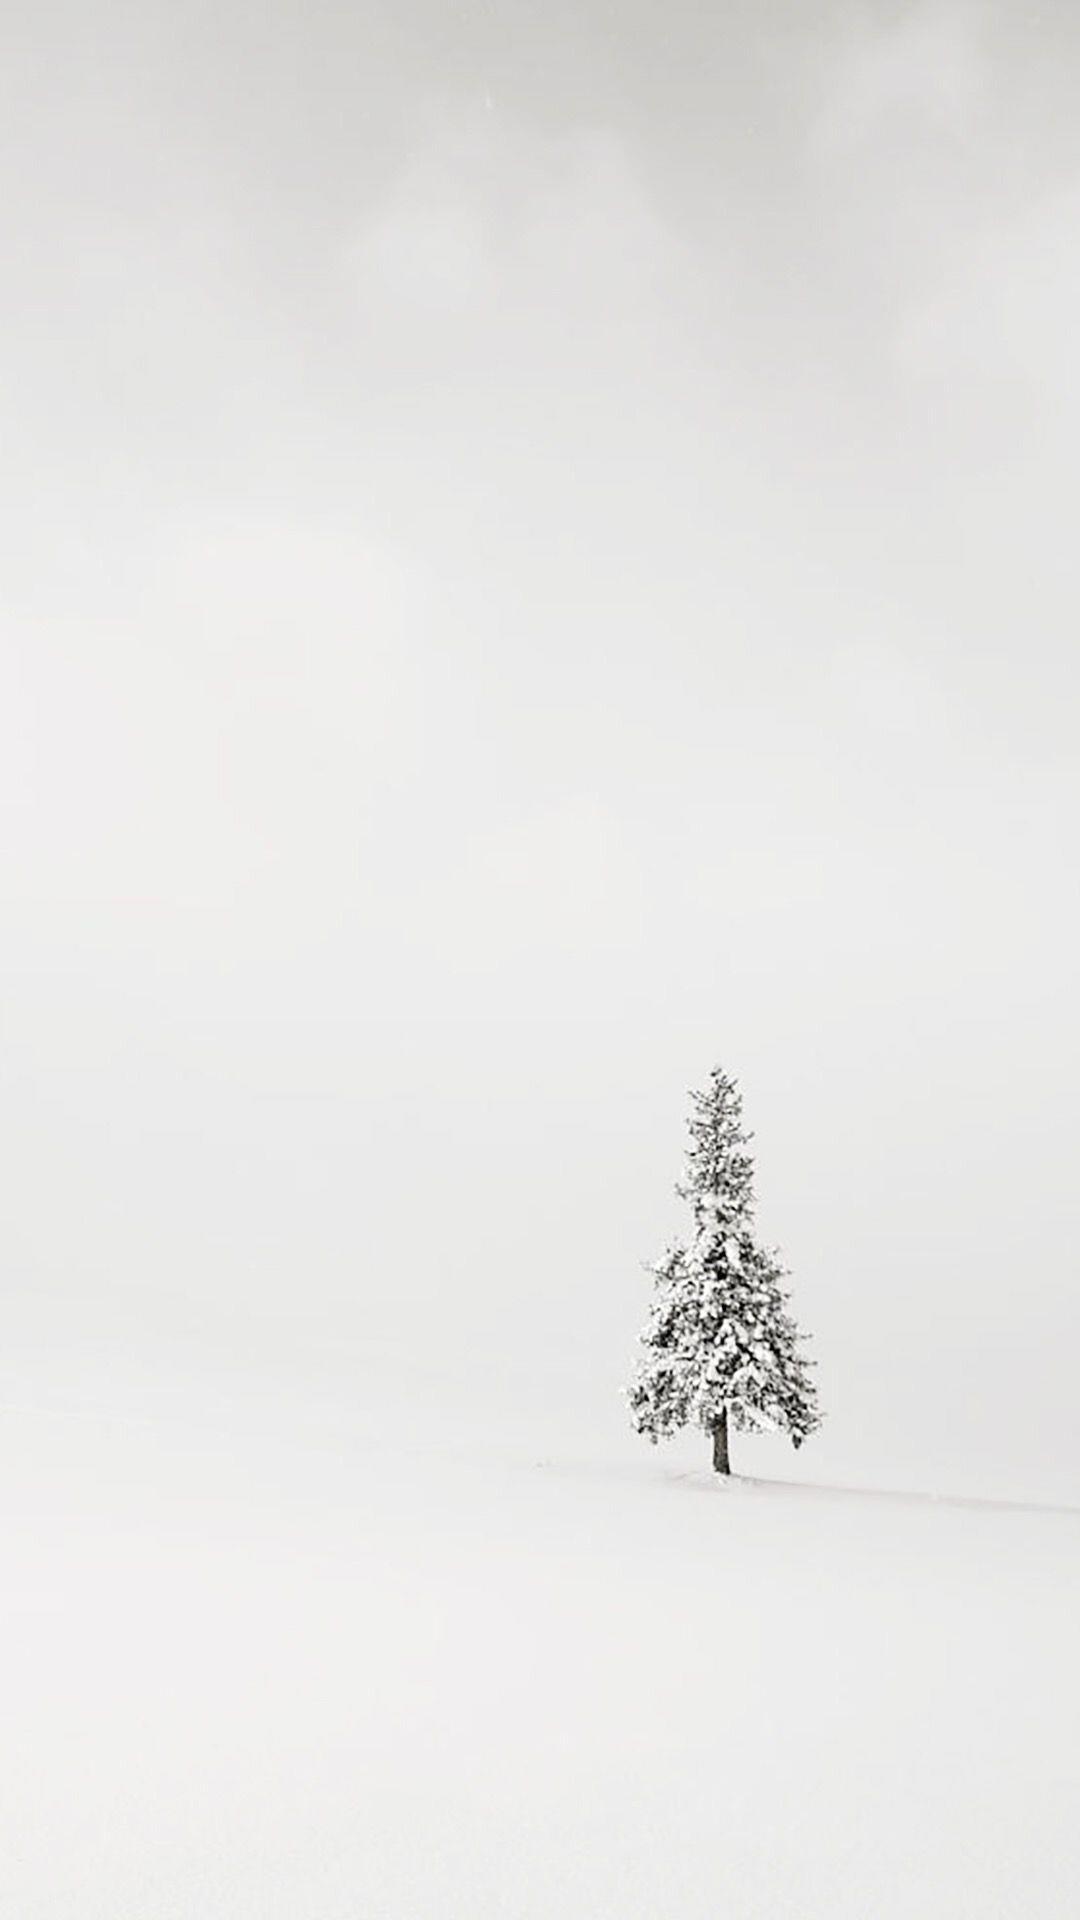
[526,1455,1080,1520]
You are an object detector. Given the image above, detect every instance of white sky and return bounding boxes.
[3,0,1079,1500]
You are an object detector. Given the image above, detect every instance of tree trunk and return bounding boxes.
[711,1408,730,1475]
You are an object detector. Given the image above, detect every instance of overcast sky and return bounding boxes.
[3,0,1079,1500]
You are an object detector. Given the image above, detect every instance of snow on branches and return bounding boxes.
[627,1068,821,1470]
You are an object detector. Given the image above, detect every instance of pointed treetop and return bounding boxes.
[678,1067,757,1236]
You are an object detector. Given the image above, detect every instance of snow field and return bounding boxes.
[3,1414,1078,1919]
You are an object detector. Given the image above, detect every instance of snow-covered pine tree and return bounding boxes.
[627,1068,821,1474]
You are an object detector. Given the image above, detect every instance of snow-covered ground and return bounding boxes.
[3,1397,1078,1919]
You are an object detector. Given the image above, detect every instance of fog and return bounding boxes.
[4,0,1080,1502]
